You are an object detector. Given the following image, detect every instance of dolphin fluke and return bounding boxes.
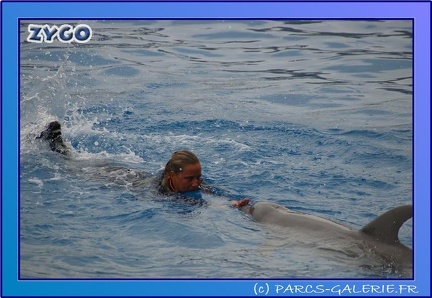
[37,121,71,155]
[360,205,412,245]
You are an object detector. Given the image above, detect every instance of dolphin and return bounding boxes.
[36,121,72,155]
[241,202,413,277]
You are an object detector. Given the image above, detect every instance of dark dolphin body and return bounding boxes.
[37,121,72,155]
[241,202,413,277]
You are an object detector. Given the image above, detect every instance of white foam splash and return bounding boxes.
[27,177,44,188]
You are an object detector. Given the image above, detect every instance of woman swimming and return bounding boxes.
[159,150,203,193]
[37,121,250,207]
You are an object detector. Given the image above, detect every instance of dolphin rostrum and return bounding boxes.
[241,202,413,277]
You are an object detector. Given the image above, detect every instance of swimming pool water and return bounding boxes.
[20,20,412,278]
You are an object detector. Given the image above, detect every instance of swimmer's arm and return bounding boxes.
[200,182,251,208]
[231,198,250,208]
[210,198,251,210]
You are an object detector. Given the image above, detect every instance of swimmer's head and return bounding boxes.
[161,150,203,193]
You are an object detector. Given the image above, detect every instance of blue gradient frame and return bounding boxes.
[2,1,430,297]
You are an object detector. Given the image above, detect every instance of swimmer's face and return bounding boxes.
[170,163,202,192]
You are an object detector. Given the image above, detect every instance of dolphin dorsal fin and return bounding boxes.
[360,205,412,244]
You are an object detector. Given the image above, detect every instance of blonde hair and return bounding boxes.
[160,150,200,192]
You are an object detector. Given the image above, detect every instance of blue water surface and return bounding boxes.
[20,20,412,278]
